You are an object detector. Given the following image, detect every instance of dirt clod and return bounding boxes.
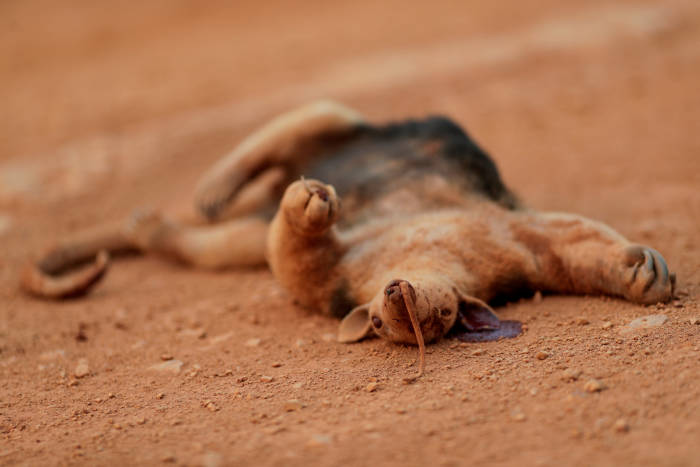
[284,400,303,411]
[614,418,630,433]
[74,359,89,379]
[562,368,582,381]
[583,379,606,393]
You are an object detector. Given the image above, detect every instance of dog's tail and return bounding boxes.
[20,226,139,299]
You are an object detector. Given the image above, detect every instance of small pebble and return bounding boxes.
[583,378,606,393]
[471,349,485,356]
[260,375,274,383]
[575,318,590,326]
[245,338,261,347]
[74,359,89,378]
[156,393,165,400]
[511,412,527,422]
[561,368,582,382]
[613,418,629,433]
[160,354,173,361]
[536,351,549,360]
[306,434,332,447]
[689,317,700,325]
[271,362,282,368]
[205,402,219,412]
[284,400,303,411]
[620,314,668,334]
[365,382,379,392]
[150,360,183,374]
[601,321,614,330]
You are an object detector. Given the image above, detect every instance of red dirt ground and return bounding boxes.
[1,1,699,465]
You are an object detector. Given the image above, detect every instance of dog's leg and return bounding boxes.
[124,210,268,269]
[21,225,135,298]
[22,209,270,298]
[266,178,345,311]
[510,211,675,304]
[195,100,365,221]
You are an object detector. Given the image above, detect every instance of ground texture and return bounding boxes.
[1,1,699,466]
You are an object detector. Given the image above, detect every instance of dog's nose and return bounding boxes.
[384,279,416,302]
[314,187,329,201]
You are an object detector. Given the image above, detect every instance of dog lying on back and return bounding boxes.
[22,100,675,378]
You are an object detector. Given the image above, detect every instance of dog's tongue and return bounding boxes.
[454,320,523,342]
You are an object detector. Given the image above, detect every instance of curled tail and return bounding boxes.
[21,227,139,299]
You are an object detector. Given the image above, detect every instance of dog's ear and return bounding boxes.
[338,304,373,343]
[457,294,501,331]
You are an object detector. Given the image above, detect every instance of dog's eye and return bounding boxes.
[440,308,452,317]
[371,316,383,329]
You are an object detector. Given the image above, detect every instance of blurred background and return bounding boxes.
[0,0,698,240]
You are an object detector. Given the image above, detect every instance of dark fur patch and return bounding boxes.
[328,279,357,319]
[306,116,519,220]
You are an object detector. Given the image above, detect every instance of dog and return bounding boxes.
[22,100,675,378]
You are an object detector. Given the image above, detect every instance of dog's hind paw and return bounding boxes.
[621,245,675,304]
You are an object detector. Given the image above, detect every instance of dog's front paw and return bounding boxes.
[620,245,675,304]
[280,178,339,235]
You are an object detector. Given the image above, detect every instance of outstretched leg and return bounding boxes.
[511,211,675,304]
[125,210,268,269]
[22,209,270,299]
[195,100,365,222]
